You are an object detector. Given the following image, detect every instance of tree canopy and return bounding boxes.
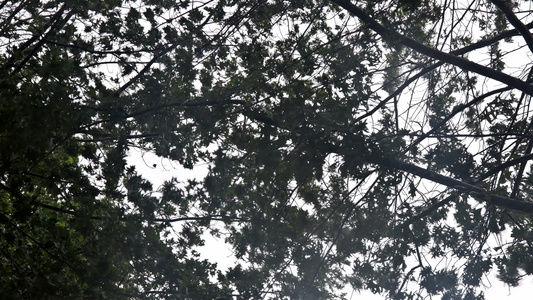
[2,0,533,299]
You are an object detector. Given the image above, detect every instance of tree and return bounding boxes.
[1,0,533,299]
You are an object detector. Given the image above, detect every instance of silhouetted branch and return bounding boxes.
[331,0,533,95]
[380,158,533,213]
[490,0,533,54]
[37,202,247,223]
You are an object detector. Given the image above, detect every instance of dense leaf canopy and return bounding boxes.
[1,0,533,299]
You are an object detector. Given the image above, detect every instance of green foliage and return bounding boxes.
[1,0,533,299]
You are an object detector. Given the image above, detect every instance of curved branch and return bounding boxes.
[490,0,533,54]
[478,153,533,182]
[356,20,533,123]
[406,193,458,225]
[407,86,512,150]
[380,158,533,213]
[330,0,533,95]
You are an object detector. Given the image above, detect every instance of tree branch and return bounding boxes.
[12,6,72,74]
[490,0,533,54]
[380,158,533,213]
[330,0,533,95]
[36,202,247,223]
[478,153,533,182]
[403,151,533,224]
[407,86,512,150]
[355,21,533,124]
[113,44,176,97]
[44,40,162,55]
[406,193,457,225]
